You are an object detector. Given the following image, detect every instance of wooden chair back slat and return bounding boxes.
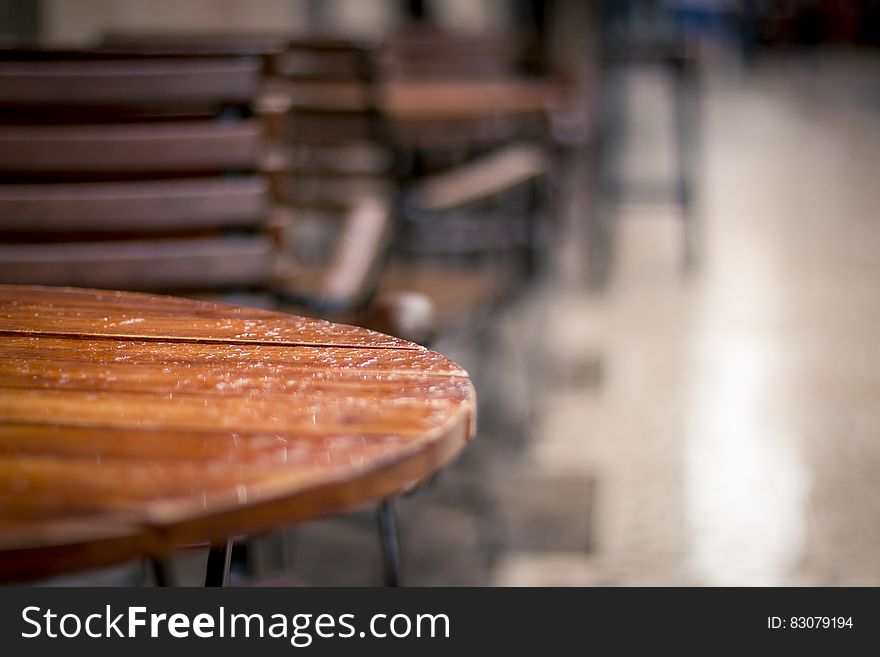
[0,177,267,233]
[320,197,391,310]
[380,30,523,81]
[98,32,288,59]
[0,236,273,291]
[259,39,390,223]
[0,58,260,108]
[0,121,261,176]
[0,49,273,294]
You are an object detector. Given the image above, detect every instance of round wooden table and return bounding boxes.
[0,285,476,583]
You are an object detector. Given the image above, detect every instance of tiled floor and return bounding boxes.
[488,51,880,586]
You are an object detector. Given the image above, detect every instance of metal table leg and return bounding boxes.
[377,498,401,587]
[150,558,173,587]
[204,538,233,587]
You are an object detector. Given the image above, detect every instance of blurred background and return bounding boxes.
[2,0,879,586]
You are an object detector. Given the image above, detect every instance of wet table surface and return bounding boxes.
[0,285,476,582]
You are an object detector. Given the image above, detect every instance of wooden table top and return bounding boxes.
[0,285,475,582]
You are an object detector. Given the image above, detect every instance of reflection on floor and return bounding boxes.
[31,52,880,587]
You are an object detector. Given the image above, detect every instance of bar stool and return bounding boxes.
[588,0,701,287]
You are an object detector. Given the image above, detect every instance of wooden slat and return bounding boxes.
[0,285,475,580]
[0,423,420,463]
[0,177,268,232]
[0,385,466,438]
[320,197,391,309]
[384,79,556,121]
[99,33,289,58]
[413,143,545,210]
[0,285,418,348]
[0,237,273,291]
[0,57,260,107]
[0,121,261,175]
[264,78,373,111]
[0,336,467,384]
[382,31,523,76]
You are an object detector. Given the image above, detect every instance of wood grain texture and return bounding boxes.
[0,286,475,581]
[0,237,274,291]
[0,121,262,175]
[0,57,260,107]
[0,177,268,233]
[383,79,557,121]
[0,286,414,348]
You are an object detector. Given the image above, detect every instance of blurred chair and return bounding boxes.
[390,143,547,325]
[589,0,700,286]
[373,26,555,462]
[95,35,425,340]
[256,38,393,274]
[254,36,435,343]
[95,30,556,333]
[0,47,421,342]
[0,50,273,297]
[377,26,555,328]
[381,25,548,169]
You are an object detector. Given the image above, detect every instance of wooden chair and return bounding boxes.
[0,48,411,335]
[252,37,437,341]
[366,27,556,461]
[373,27,553,328]
[90,32,552,328]
[252,37,396,286]
[0,51,270,290]
[380,26,548,154]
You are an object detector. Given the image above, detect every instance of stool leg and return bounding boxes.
[204,538,233,587]
[150,558,173,587]
[377,498,402,587]
[674,57,700,271]
[588,61,623,289]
